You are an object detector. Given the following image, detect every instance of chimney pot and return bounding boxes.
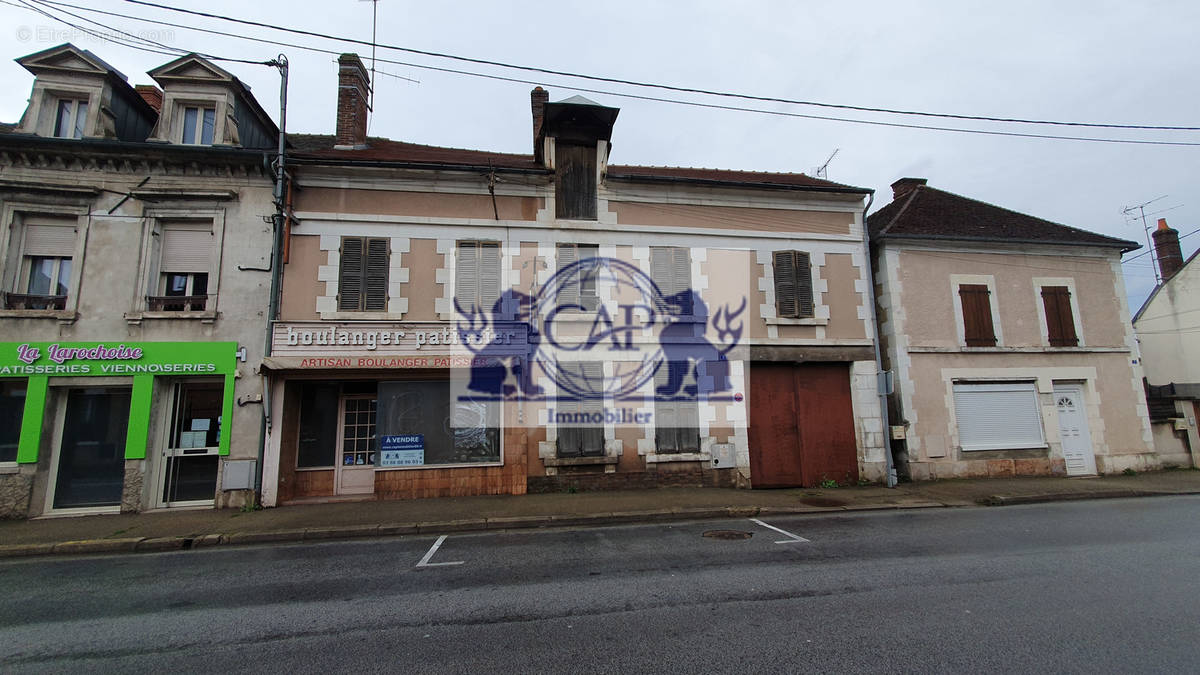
[134,84,162,113]
[891,177,927,201]
[335,53,371,149]
[531,87,549,165]
[1152,217,1184,280]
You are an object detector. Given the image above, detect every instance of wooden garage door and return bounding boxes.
[748,363,858,487]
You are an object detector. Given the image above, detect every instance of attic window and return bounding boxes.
[181,105,215,145]
[555,142,597,220]
[53,99,88,139]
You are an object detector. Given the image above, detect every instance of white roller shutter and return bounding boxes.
[161,223,213,273]
[953,381,1045,451]
[23,222,76,257]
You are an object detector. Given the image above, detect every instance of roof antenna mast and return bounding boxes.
[814,148,839,179]
[1122,195,1168,284]
[358,0,379,110]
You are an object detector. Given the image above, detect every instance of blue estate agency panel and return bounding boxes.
[380,434,425,467]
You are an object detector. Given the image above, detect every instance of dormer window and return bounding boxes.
[181,105,215,145]
[52,98,88,139]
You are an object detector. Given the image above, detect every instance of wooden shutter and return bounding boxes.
[579,244,599,310]
[479,242,501,310]
[556,243,579,307]
[650,247,672,296]
[672,247,691,313]
[1041,286,1078,347]
[23,223,76,257]
[555,143,598,220]
[160,223,212,273]
[364,238,389,311]
[580,362,605,455]
[455,241,478,309]
[338,237,364,311]
[959,284,997,346]
[773,251,798,317]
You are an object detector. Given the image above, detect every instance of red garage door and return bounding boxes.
[748,363,858,488]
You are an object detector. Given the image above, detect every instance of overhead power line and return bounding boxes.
[121,0,1200,133]
[18,0,1200,148]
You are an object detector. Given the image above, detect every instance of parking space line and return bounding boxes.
[749,518,811,544]
[415,535,465,567]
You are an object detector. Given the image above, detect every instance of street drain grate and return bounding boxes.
[702,530,753,540]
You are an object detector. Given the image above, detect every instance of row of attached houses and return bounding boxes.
[0,44,1188,518]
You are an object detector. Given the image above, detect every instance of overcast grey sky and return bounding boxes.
[1,0,1195,308]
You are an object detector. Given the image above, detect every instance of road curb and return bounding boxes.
[4,489,1198,559]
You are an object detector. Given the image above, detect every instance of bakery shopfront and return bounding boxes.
[0,341,238,517]
[260,322,528,505]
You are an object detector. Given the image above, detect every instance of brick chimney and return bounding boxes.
[1153,217,1184,280]
[134,85,162,113]
[335,53,370,149]
[531,87,549,165]
[891,177,927,201]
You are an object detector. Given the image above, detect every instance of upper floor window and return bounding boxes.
[772,250,814,319]
[338,237,389,311]
[555,142,597,220]
[53,98,88,139]
[455,240,501,311]
[3,217,76,310]
[181,105,216,145]
[556,243,599,311]
[1041,285,1079,347]
[147,221,214,312]
[650,246,692,314]
[958,283,997,347]
[0,380,25,463]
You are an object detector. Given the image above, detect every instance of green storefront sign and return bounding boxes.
[0,341,238,463]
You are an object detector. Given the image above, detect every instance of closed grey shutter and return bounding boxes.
[773,251,798,317]
[338,237,363,311]
[455,241,477,309]
[580,361,605,456]
[479,242,501,310]
[23,223,76,257]
[795,251,813,318]
[556,243,579,308]
[952,382,1044,450]
[672,247,691,313]
[160,224,213,273]
[364,238,389,311]
[650,247,671,297]
[653,365,679,453]
[579,244,599,311]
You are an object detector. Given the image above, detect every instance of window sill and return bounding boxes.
[960,444,1048,452]
[125,310,220,324]
[375,461,503,471]
[646,452,711,464]
[0,309,77,323]
[0,464,20,475]
[319,311,405,321]
[543,455,619,467]
[766,316,828,326]
[908,345,1128,354]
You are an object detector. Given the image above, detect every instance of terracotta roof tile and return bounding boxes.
[867,184,1138,251]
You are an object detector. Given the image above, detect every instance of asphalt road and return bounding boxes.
[1,496,1198,674]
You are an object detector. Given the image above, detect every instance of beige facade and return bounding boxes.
[875,241,1156,479]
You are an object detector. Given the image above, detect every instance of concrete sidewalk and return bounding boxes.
[3,470,1199,558]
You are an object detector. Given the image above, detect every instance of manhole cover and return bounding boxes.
[799,497,846,508]
[702,530,753,540]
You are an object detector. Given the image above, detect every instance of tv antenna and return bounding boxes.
[1122,195,1168,284]
[359,0,379,110]
[813,149,839,179]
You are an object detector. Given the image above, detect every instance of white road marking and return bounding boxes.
[415,535,465,567]
[749,518,811,544]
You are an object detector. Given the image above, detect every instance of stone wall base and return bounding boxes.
[527,467,737,494]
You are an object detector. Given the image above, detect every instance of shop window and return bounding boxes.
[555,243,600,311]
[0,380,25,463]
[147,221,214,312]
[952,381,1045,451]
[455,240,501,311]
[53,98,88,139]
[650,246,692,314]
[338,237,389,311]
[161,381,222,504]
[297,382,340,468]
[959,284,997,347]
[654,364,701,454]
[180,105,216,145]
[53,387,129,509]
[1041,285,1079,347]
[377,380,500,466]
[772,250,814,318]
[2,216,77,310]
[555,362,605,458]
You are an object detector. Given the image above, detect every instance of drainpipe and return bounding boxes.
[859,191,898,487]
[254,54,288,502]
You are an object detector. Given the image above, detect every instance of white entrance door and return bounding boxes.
[336,395,377,495]
[1054,384,1097,476]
